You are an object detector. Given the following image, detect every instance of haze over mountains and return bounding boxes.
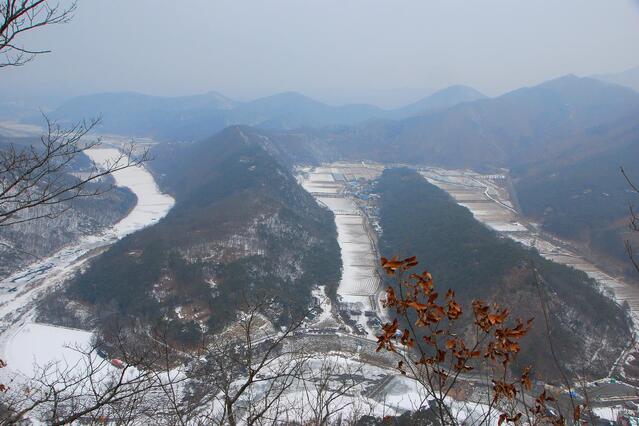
[3,0,639,421]
[20,73,639,277]
[5,68,639,414]
[593,66,639,93]
[308,75,639,167]
[250,75,639,276]
[38,85,486,141]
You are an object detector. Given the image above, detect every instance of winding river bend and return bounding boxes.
[0,148,174,375]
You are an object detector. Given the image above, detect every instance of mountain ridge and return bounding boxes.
[36,85,488,140]
[44,126,342,344]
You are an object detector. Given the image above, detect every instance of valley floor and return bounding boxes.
[2,149,638,423]
[300,161,639,338]
[297,164,386,338]
[298,161,639,419]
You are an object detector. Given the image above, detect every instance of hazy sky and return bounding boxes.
[2,0,639,107]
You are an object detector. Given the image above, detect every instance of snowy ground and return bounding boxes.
[2,322,93,379]
[198,348,502,425]
[0,148,174,380]
[309,286,340,329]
[85,148,174,237]
[592,406,621,422]
[199,351,437,423]
[299,167,383,338]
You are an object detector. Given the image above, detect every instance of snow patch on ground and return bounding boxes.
[592,406,621,422]
[310,286,337,328]
[2,322,93,380]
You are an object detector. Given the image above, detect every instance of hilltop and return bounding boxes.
[376,168,632,379]
[43,126,341,344]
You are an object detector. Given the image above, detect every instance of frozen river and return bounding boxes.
[0,148,174,377]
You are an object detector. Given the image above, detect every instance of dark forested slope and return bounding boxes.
[376,168,631,379]
[513,128,639,277]
[55,126,341,345]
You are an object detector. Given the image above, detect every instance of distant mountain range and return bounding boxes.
[258,75,639,278]
[593,66,639,92]
[35,85,486,141]
[304,75,639,168]
[387,85,485,119]
[35,73,639,278]
[31,72,639,372]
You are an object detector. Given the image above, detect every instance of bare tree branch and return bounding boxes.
[0,115,150,227]
[0,0,76,68]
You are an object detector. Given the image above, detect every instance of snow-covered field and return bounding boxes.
[0,148,174,379]
[299,166,383,337]
[303,162,639,338]
[3,322,93,379]
[317,197,359,215]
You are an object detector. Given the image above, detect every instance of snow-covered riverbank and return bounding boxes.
[85,149,174,238]
[0,148,174,378]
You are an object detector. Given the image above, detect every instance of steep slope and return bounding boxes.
[56,126,341,345]
[376,168,632,379]
[513,123,639,277]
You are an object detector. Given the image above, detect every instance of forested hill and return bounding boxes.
[55,126,341,345]
[302,75,639,169]
[513,134,639,278]
[263,75,639,281]
[376,168,631,379]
